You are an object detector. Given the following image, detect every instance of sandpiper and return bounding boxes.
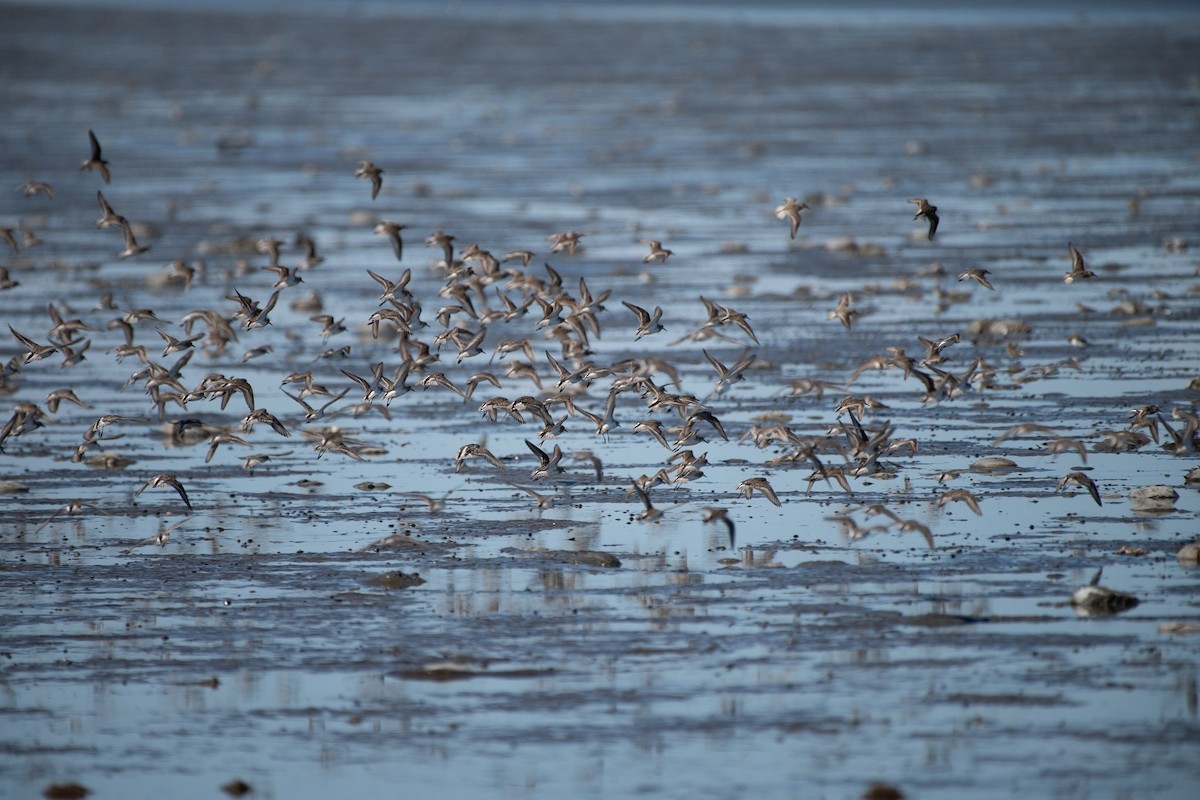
[355,161,384,199]
[81,129,111,183]
[701,507,736,547]
[374,220,406,261]
[622,301,665,339]
[957,268,994,290]
[1064,242,1095,283]
[134,473,192,512]
[641,240,673,263]
[774,197,810,239]
[1056,471,1102,506]
[736,476,782,506]
[908,198,939,240]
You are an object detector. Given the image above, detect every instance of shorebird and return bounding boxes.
[123,518,190,552]
[502,249,535,266]
[262,264,302,289]
[577,389,621,437]
[1065,242,1095,283]
[702,507,736,548]
[355,161,383,199]
[9,326,58,363]
[685,409,728,441]
[295,232,324,268]
[240,408,290,437]
[504,481,559,510]
[311,315,346,338]
[774,197,810,239]
[398,492,453,513]
[908,198,939,240]
[736,476,782,506]
[572,450,604,481]
[157,329,203,357]
[205,432,250,464]
[117,223,150,258]
[95,190,127,228]
[634,418,672,449]
[1043,436,1088,463]
[957,268,994,290]
[622,301,665,339]
[35,500,110,533]
[241,451,292,471]
[1056,471,1102,506]
[641,240,673,263]
[134,473,192,512]
[0,227,17,253]
[828,292,859,329]
[374,220,406,261]
[0,266,19,291]
[547,231,583,254]
[17,180,54,199]
[282,387,349,422]
[936,488,981,515]
[426,230,456,266]
[629,481,663,522]
[454,442,505,472]
[524,439,564,479]
[897,518,935,549]
[993,422,1065,447]
[19,221,40,248]
[81,129,111,183]
[418,371,465,399]
[44,388,90,413]
[255,236,282,265]
[366,268,413,305]
[703,348,756,395]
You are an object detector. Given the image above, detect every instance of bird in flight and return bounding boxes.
[908,198,939,240]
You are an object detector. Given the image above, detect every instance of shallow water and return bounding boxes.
[2,2,1200,798]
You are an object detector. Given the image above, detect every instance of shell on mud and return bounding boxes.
[1129,485,1179,512]
[363,571,427,590]
[1177,541,1200,565]
[84,452,136,470]
[970,457,1019,472]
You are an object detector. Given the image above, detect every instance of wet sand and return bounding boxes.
[2,2,1200,798]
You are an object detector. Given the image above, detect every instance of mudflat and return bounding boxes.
[2,3,1199,798]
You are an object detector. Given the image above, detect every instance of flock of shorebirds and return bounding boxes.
[2,130,1197,554]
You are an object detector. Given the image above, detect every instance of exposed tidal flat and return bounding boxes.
[1,2,1199,798]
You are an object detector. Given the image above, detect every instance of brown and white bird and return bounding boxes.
[936,488,981,515]
[95,190,127,228]
[774,197,810,239]
[117,223,150,258]
[81,129,111,183]
[374,220,407,261]
[355,161,384,199]
[1065,242,1095,283]
[622,301,665,339]
[454,442,505,473]
[828,292,859,329]
[641,240,673,263]
[17,180,54,199]
[736,476,782,506]
[1056,471,1102,506]
[702,507,737,548]
[908,198,939,240]
[957,268,994,290]
[9,326,58,363]
[134,473,192,512]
